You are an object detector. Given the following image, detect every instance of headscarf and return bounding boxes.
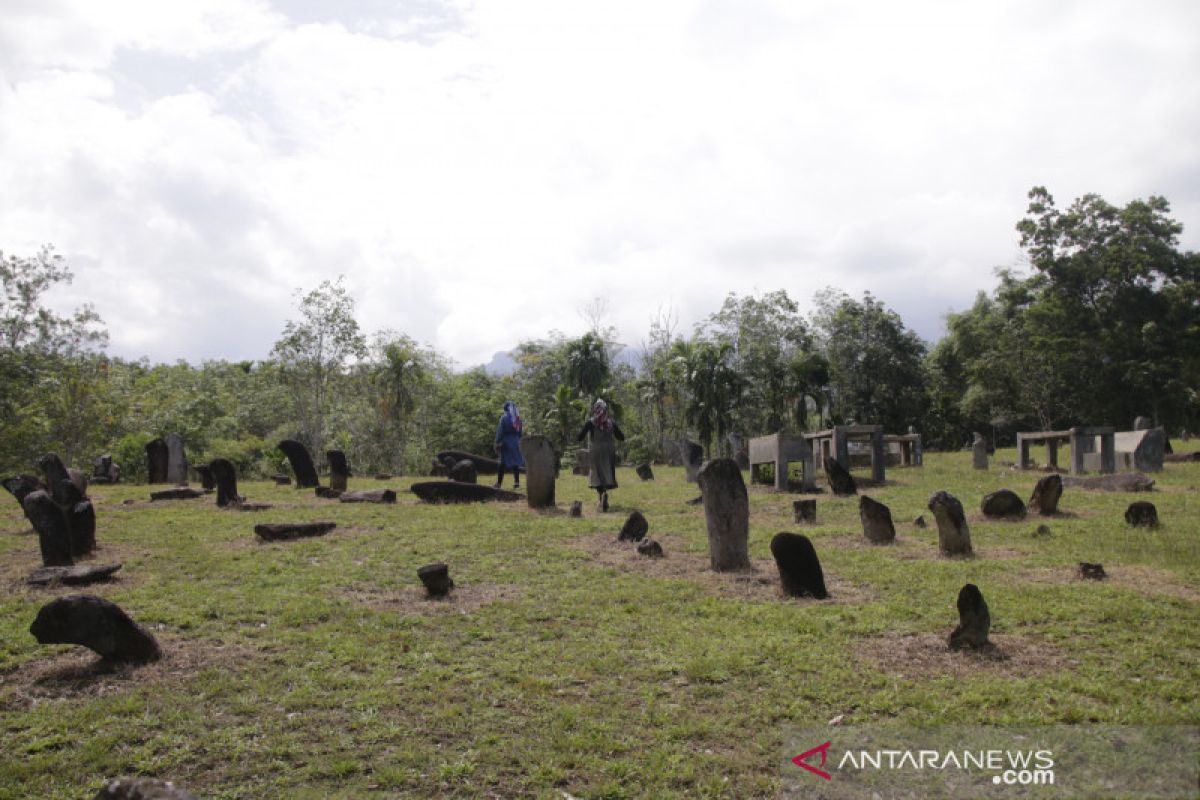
[591,398,612,430]
[502,400,522,432]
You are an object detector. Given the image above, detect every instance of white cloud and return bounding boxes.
[1,0,1197,366]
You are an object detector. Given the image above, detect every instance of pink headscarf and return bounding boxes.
[591,399,612,430]
[503,400,522,432]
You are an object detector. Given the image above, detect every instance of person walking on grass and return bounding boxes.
[493,400,524,489]
[576,398,624,511]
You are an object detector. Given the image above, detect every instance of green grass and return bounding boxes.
[1,447,1198,798]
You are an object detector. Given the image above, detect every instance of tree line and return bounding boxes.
[2,187,1197,478]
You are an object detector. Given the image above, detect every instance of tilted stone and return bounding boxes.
[30,593,161,662]
[698,458,750,571]
[27,563,122,587]
[635,463,654,481]
[410,481,522,504]
[823,456,857,496]
[23,490,73,567]
[617,510,648,542]
[1028,474,1063,516]
[255,522,337,541]
[928,491,973,557]
[339,489,397,504]
[769,532,828,599]
[980,489,1027,519]
[38,453,83,507]
[278,439,320,488]
[858,495,896,544]
[680,440,704,483]
[949,583,990,650]
[1124,501,1159,528]
[2,474,43,506]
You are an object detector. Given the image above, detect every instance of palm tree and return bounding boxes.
[545,383,586,450]
[674,340,742,458]
[565,333,610,400]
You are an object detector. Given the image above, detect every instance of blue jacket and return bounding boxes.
[494,415,525,466]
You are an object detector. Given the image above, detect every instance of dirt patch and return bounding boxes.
[855,632,1069,680]
[571,533,876,604]
[340,582,525,616]
[1014,565,1200,603]
[0,633,258,710]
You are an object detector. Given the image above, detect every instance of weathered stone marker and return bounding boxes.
[569,500,583,517]
[2,474,42,506]
[636,538,664,558]
[255,522,337,541]
[769,532,828,599]
[23,490,74,567]
[823,456,857,496]
[30,594,161,662]
[914,515,927,528]
[1124,501,1159,528]
[636,463,654,481]
[150,487,206,501]
[272,473,291,485]
[981,489,1027,519]
[327,450,349,493]
[279,439,320,488]
[209,458,242,507]
[617,510,648,542]
[27,563,122,587]
[697,458,750,571]
[681,440,704,483]
[315,486,342,499]
[1028,474,1063,516]
[949,583,990,650]
[417,563,454,597]
[145,438,169,483]
[519,435,557,509]
[165,432,188,485]
[928,491,973,557]
[972,433,988,470]
[448,459,478,484]
[339,489,396,504]
[37,453,95,557]
[410,481,522,504]
[95,777,199,800]
[793,499,816,524]
[1078,562,1107,580]
[194,464,215,490]
[858,495,896,544]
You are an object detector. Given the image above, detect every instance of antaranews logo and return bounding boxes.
[791,740,832,781]
[790,738,1053,786]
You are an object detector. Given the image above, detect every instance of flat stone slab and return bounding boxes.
[149,487,207,501]
[27,563,123,587]
[410,481,523,504]
[1061,473,1155,492]
[255,522,337,541]
[339,489,397,503]
[435,450,524,476]
[225,502,273,512]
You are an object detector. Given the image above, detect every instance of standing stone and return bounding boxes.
[448,459,478,484]
[272,474,292,486]
[209,458,241,508]
[569,500,583,517]
[617,510,649,542]
[914,515,927,528]
[858,495,896,544]
[1124,501,1159,528]
[68,500,97,557]
[36,454,94,556]
[66,468,90,497]
[972,433,988,470]
[793,499,816,524]
[928,491,973,557]
[1028,474,1063,516]
[29,594,161,662]
[278,439,320,488]
[38,453,81,507]
[165,433,188,485]
[697,458,750,571]
[636,538,664,558]
[194,464,215,490]
[145,438,169,483]
[519,435,557,509]
[635,463,654,481]
[681,440,704,483]
[23,490,74,567]
[948,583,990,650]
[980,489,1027,519]
[769,532,828,599]
[327,450,349,493]
[573,449,590,476]
[417,563,454,597]
[823,456,857,496]
[2,474,43,506]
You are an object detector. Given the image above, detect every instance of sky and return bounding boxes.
[2,0,1198,369]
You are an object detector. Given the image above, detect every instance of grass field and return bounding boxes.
[2,447,1198,798]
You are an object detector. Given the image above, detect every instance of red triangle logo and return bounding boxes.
[792,740,832,780]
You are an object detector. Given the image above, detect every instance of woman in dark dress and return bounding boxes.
[576,398,625,511]
[493,400,524,489]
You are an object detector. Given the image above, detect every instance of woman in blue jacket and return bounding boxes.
[493,400,524,489]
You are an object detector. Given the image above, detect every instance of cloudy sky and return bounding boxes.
[2,0,1198,368]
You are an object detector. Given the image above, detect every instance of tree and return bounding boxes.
[271,277,367,453]
[812,289,928,433]
[672,339,742,458]
[564,332,611,401]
